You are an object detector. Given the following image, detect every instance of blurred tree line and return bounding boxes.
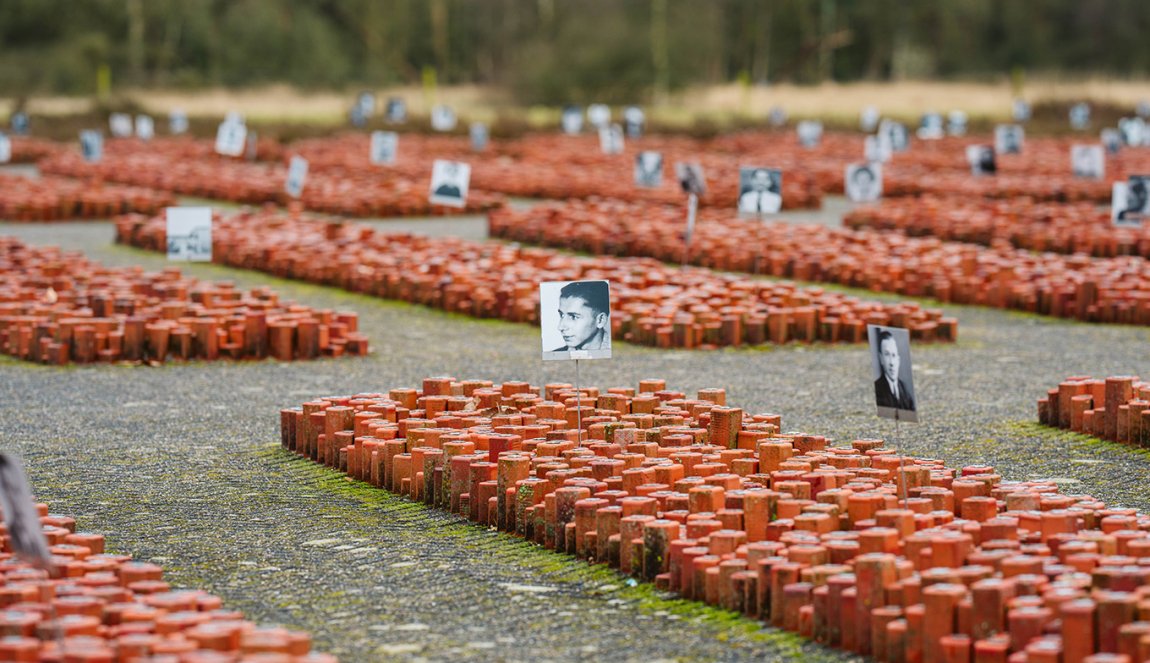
[2,0,1149,103]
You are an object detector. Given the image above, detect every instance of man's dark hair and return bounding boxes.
[877,329,896,348]
[559,281,609,315]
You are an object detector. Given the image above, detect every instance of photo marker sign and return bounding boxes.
[428,160,471,209]
[867,324,918,423]
[166,207,213,262]
[371,131,399,165]
[0,454,51,567]
[214,118,247,157]
[540,280,612,361]
[285,156,309,199]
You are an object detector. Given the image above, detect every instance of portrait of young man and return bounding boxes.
[846,163,882,203]
[428,160,471,208]
[540,280,612,361]
[1071,144,1104,179]
[635,151,663,188]
[868,325,918,422]
[737,167,782,215]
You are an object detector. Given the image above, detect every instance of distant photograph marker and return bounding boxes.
[634,151,663,188]
[587,103,611,129]
[995,124,1024,155]
[599,123,624,155]
[169,109,188,135]
[109,112,133,138]
[1070,144,1104,179]
[624,106,645,138]
[845,163,882,203]
[370,131,399,165]
[797,120,823,147]
[431,105,457,132]
[135,114,154,140]
[967,145,996,175]
[428,159,471,208]
[385,97,407,124]
[470,123,489,152]
[737,167,782,216]
[561,105,583,134]
[214,119,247,157]
[916,112,943,140]
[80,130,103,162]
[285,156,309,199]
[166,207,213,262]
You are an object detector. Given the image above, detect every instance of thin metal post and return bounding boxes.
[895,412,907,507]
[575,359,582,444]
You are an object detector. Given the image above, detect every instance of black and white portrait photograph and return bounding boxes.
[634,151,663,188]
[428,159,471,208]
[370,130,398,165]
[916,112,943,140]
[967,145,996,175]
[431,105,457,132]
[859,106,880,132]
[355,91,375,119]
[1069,102,1091,130]
[80,130,103,162]
[995,124,1024,154]
[675,162,706,196]
[166,207,213,262]
[1119,117,1146,147]
[540,280,612,361]
[797,120,823,147]
[737,167,782,215]
[880,119,909,153]
[385,97,407,124]
[624,106,645,138]
[587,103,610,129]
[285,155,308,199]
[214,119,246,157]
[845,163,882,203]
[947,110,968,136]
[1012,98,1031,122]
[0,133,10,164]
[1070,144,1104,179]
[470,123,489,152]
[0,454,51,566]
[169,109,188,135]
[865,134,892,163]
[868,325,918,422]
[10,111,28,136]
[1102,128,1122,154]
[1113,177,1150,226]
[135,114,154,140]
[599,123,624,155]
[109,112,133,138]
[561,105,583,134]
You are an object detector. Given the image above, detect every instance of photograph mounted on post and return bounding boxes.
[540,280,612,361]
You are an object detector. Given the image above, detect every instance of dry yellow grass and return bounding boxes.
[6,78,1149,126]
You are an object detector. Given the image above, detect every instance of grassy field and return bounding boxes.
[6,78,1150,128]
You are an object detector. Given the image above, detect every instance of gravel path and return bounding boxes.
[2,218,1149,661]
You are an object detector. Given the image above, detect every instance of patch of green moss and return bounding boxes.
[275,445,842,660]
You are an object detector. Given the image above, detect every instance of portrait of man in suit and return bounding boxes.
[428,159,471,208]
[737,167,782,215]
[869,325,918,422]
